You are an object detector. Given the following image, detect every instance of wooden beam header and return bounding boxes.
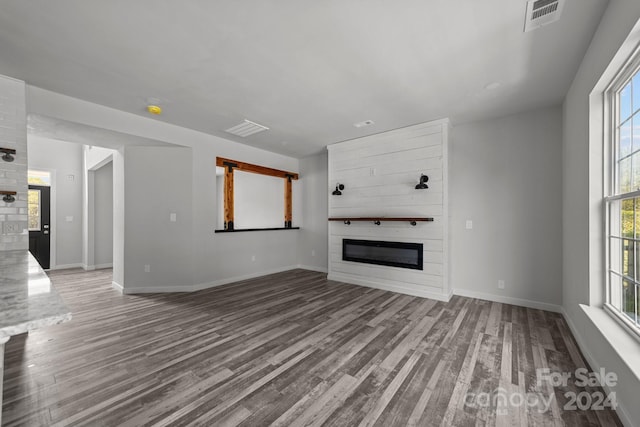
[216,157,298,180]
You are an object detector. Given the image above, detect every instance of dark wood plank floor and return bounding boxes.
[2,268,621,426]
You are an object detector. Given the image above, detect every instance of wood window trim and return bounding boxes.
[216,157,298,231]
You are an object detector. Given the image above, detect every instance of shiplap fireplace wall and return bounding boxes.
[327,119,450,301]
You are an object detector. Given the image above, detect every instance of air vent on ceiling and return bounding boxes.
[225,119,269,137]
[524,0,564,32]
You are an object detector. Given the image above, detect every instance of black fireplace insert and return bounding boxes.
[342,239,423,270]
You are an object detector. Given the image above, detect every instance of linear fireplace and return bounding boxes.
[342,239,423,270]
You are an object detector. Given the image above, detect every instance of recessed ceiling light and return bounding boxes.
[225,119,269,137]
[354,120,375,128]
[484,82,501,90]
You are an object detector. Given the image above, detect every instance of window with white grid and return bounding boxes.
[606,57,640,333]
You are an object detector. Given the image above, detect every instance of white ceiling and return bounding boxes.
[0,0,608,158]
[27,114,176,149]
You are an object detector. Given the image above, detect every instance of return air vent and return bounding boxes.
[225,119,269,137]
[524,0,564,32]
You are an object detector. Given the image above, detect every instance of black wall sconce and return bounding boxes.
[1,148,16,162]
[332,183,345,195]
[1,191,16,203]
[415,174,429,189]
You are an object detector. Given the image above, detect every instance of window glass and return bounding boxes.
[28,189,41,231]
[620,83,632,122]
[622,279,636,321]
[619,157,631,193]
[619,120,632,158]
[634,117,640,153]
[633,72,640,113]
[28,170,51,186]
[634,198,640,239]
[632,152,640,190]
[619,82,631,122]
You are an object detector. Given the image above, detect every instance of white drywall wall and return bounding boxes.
[123,146,193,289]
[94,161,113,267]
[297,152,328,271]
[451,106,563,310]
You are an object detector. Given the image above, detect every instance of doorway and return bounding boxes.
[28,183,51,269]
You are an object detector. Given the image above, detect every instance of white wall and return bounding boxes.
[234,171,285,229]
[112,148,125,287]
[451,106,563,311]
[0,75,27,251]
[563,1,640,425]
[86,146,116,170]
[327,120,450,300]
[27,136,83,267]
[26,86,300,290]
[297,152,329,272]
[123,146,193,290]
[94,161,112,267]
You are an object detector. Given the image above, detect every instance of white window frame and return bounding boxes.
[604,45,640,339]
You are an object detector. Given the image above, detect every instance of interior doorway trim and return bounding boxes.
[84,154,113,271]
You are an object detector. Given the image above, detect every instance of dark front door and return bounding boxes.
[28,184,51,269]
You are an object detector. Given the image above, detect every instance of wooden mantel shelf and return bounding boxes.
[329,217,433,226]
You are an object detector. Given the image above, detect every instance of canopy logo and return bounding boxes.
[463,368,618,413]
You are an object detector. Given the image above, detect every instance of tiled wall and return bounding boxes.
[0,75,28,251]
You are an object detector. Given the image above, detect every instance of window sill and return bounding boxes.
[580,304,640,382]
[214,227,300,233]
[603,303,640,341]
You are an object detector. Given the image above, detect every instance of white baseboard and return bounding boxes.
[50,263,83,270]
[453,288,563,313]
[122,265,301,294]
[82,263,112,271]
[327,272,452,301]
[297,264,328,274]
[122,285,199,294]
[94,263,113,270]
[111,281,123,293]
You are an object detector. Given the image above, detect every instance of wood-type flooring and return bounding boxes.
[2,268,622,426]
